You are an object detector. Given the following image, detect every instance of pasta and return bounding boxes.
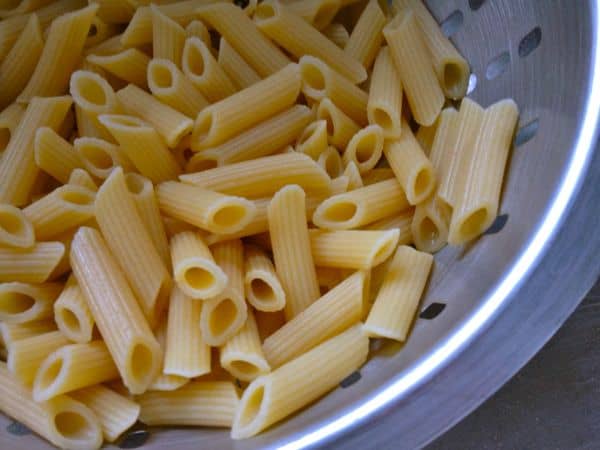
[0,320,56,349]
[317,98,361,150]
[255,0,367,84]
[0,102,25,153]
[148,319,189,392]
[285,0,341,30]
[255,310,286,342]
[185,20,210,45]
[217,38,262,90]
[68,169,98,192]
[344,0,386,70]
[367,46,403,139]
[0,282,62,323]
[87,48,151,89]
[412,194,450,253]
[152,5,187,65]
[33,128,83,184]
[232,323,368,439]
[84,16,120,49]
[170,231,228,298]
[263,271,366,368]
[244,245,286,312]
[0,204,35,249]
[69,70,120,119]
[0,242,65,283]
[317,146,344,178]
[342,124,384,173]
[74,136,134,179]
[70,226,162,394]
[53,275,95,343]
[182,37,238,103]
[93,0,135,24]
[268,185,320,320]
[366,207,414,246]
[190,63,301,150]
[95,168,171,327]
[295,119,328,159]
[364,245,433,340]
[323,22,350,47]
[344,161,364,190]
[0,0,55,18]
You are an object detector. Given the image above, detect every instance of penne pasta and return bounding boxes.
[362,167,395,185]
[365,245,433,340]
[84,33,124,57]
[95,168,172,327]
[185,149,220,173]
[0,320,56,349]
[147,58,209,118]
[310,229,400,269]
[33,340,120,401]
[0,0,56,18]
[367,46,403,139]
[344,161,364,190]
[84,16,120,49]
[313,178,410,230]
[416,122,439,155]
[170,231,228,299]
[268,185,320,320]
[317,98,361,150]
[74,136,133,179]
[70,227,162,394]
[0,282,62,323]
[317,146,344,178]
[34,127,84,184]
[98,114,181,183]
[412,194,450,253]
[0,13,44,108]
[244,245,286,312]
[75,103,114,141]
[285,0,341,30]
[157,181,256,234]
[344,0,386,70]
[263,271,365,368]
[323,22,350,47]
[0,204,35,249]
[365,207,414,245]
[217,37,262,90]
[255,310,286,342]
[185,19,210,45]
[296,119,328,159]
[0,96,72,206]
[93,0,135,24]
[148,318,190,392]
[0,362,103,450]
[0,242,65,283]
[383,9,444,126]
[165,287,211,377]
[383,120,436,205]
[220,308,270,382]
[87,48,151,89]
[68,169,98,192]
[138,381,239,427]
[53,275,94,343]
[196,3,290,77]
[255,0,367,84]
[18,5,98,104]
[200,239,248,346]
[342,124,384,173]
[152,5,187,65]
[191,63,301,150]
[0,102,25,152]
[181,152,332,198]
[182,37,238,103]
[232,323,368,439]
[70,70,120,119]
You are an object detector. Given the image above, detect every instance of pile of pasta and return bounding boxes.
[0,0,519,447]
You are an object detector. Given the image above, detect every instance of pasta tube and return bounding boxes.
[0,282,62,323]
[0,242,65,283]
[217,37,262,90]
[342,124,384,173]
[244,245,285,312]
[344,0,386,70]
[34,127,83,184]
[53,275,94,343]
[0,204,35,249]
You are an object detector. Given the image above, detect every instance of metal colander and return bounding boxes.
[2,1,600,449]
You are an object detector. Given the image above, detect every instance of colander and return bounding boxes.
[2,0,600,449]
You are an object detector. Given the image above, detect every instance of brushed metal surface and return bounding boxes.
[1,1,599,449]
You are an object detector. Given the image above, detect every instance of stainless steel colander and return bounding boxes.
[2,1,600,449]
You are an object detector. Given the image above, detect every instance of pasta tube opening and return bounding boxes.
[0,205,34,248]
[59,187,95,208]
[126,341,157,389]
[55,307,82,336]
[414,168,433,200]
[70,71,114,115]
[193,110,213,144]
[0,282,61,322]
[148,61,174,90]
[0,290,34,315]
[182,37,207,80]
[299,58,326,98]
[51,406,100,447]
[35,355,65,396]
[235,378,268,431]
[247,278,283,312]
[456,206,491,242]
[186,151,220,172]
[343,125,384,173]
[320,201,359,224]
[209,298,238,336]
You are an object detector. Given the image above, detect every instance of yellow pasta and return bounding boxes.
[383,9,444,126]
[69,70,120,119]
[84,16,120,49]
[7,330,70,385]
[95,168,171,327]
[0,282,61,323]
[170,231,228,299]
[285,0,341,30]
[367,46,403,139]
[392,0,470,99]
[53,275,94,343]
[93,0,135,24]
[318,98,361,150]
[323,22,350,47]
[317,146,344,178]
[191,63,301,150]
[220,308,270,382]
[384,120,436,205]
[412,194,450,253]
[365,207,414,245]
[448,99,519,244]
[33,340,120,401]
[0,0,55,18]
[0,13,44,107]
[342,124,384,173]
[0,242,65,283]
[157,181,257,234]
[295,119,328,159]
[124,173,171,268]
[0,102,25,152]
[268,185,320,320]
[164,287,211,377]
[0,96,72,206]
[87,48,151,89]
[244,245,286,312]
[313,178,410,230]
[74,136,133,179]
[115,84,193,148]
[17,5,98,104]
[255,310,285,342]
[84,32,124,57]
[0,204,35,249]
[182,37,238,103]
[33,127,83,184]
[70,385,140,443]
[147,58,209,118]
[232,323,368,439]
[0,362,103,450]
[255,1,367,84]
[138,381,239,427]
[186,149,220,173]
[344,0,386,70]
[416,122,439,155]
[68,169,97,192]
[0,320,56,349]
[217,37,262,90]
[75,103,114,141]
[163,215,197,237]
[98,114,181,183]
[70,227,162,394]
[23,184,95,241]
[200,239,248,346]
[196,2,290,77]
[148,318,189,392]
[365,245,433,340]
[185,19,210,44]
[152,5,186,65]
[181,152,332,198]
